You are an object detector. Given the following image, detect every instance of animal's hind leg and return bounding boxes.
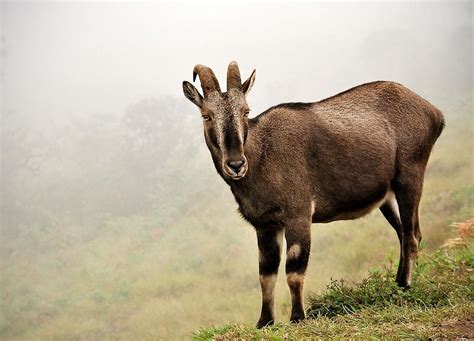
[380,198,404,284]
[394,166,425,288]
[414,213,422,244]
[256,226,283,328]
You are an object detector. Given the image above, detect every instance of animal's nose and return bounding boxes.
[226,159,245,173]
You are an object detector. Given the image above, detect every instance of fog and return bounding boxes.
[3,2,471,118]
[1,2,472,339]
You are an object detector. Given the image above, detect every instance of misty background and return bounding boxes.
[1,2,472,339]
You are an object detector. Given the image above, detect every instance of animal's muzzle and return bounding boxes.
[223,156,247,179]
[226,159,245,174]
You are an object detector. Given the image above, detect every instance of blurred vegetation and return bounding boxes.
[195,220,473,339]
[1,93,472,339]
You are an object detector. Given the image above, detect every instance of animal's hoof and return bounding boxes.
[290,314,305,324]
[256,318,274,329]
[397,280,411,290]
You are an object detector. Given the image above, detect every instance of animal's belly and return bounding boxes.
[312,189,395,224]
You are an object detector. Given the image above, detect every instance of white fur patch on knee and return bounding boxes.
[287,244,301,260]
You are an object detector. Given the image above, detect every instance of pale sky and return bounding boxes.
[2,1,472,120]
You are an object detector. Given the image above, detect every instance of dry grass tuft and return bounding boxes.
[442,218,474,248]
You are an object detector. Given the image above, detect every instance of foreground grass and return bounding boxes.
[196,304,473,340]
[195,223,474,340]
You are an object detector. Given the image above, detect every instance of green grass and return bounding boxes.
[194,239,474,340]
[195,305,473,340]
[307,248,473,318]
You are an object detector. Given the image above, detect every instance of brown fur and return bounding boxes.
[182,62,445,328]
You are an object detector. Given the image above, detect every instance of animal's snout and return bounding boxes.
[226,159,245,174]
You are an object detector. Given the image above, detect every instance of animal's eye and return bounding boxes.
[202,115,212,121]
[244,109,250,117]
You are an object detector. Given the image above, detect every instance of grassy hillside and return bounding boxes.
[1,97,472,339]
[195,220,473,339]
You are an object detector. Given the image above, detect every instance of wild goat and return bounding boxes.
[182,61,445,328]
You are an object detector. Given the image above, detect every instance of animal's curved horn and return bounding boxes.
[227,61,242,91]
[192,64,221,96]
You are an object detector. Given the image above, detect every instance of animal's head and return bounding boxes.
[182,61,256,180]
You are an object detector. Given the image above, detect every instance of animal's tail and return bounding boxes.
[429,105,445,143]
[435,109,445,141]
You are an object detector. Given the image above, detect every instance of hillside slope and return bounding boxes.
[195,220,473,340]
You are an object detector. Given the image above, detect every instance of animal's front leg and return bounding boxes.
[285,218,311,323]
[256,226,283,329]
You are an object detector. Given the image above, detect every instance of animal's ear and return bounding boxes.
[182,81,203,108]
[242,69,256,97]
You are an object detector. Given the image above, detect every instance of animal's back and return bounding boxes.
[314,81,445,156]
[254,81,444,166]
[249,81,444,222]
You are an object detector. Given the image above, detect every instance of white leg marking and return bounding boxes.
[287,272,305,305]
[287,272,305,286]
[260,274,277,303]
[287,244,301,260]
